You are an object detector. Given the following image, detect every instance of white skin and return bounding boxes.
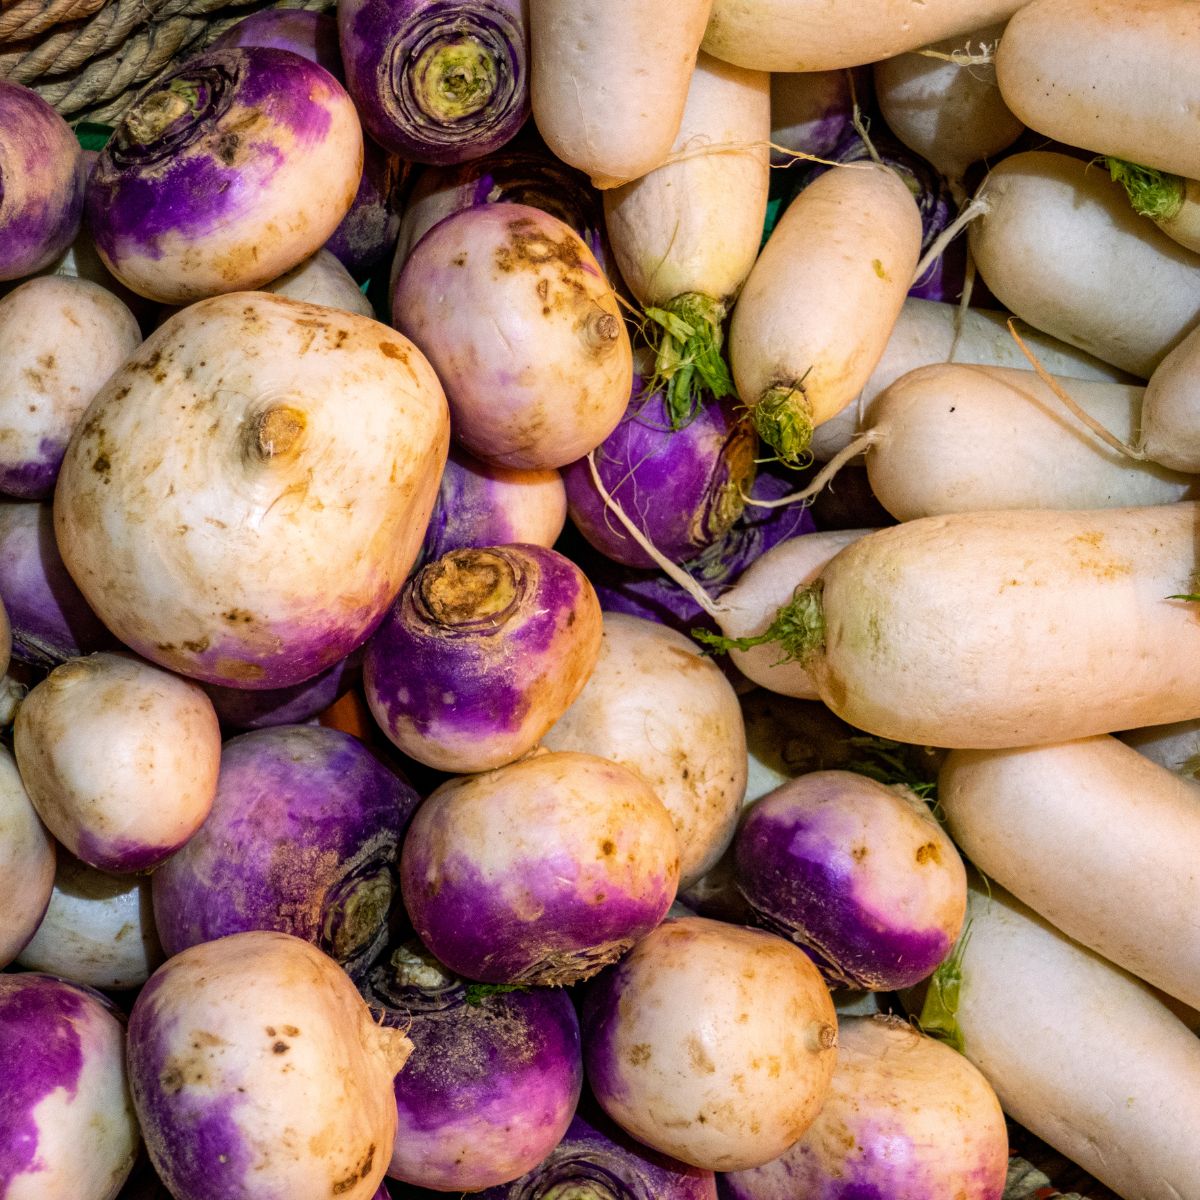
[0,745,55,967]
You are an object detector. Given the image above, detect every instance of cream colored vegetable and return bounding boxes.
[0,744,55,968]
[1119,717,1200,779]
[1140,320,1200,472]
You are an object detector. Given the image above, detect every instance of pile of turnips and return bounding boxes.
[3,0,1200,1198]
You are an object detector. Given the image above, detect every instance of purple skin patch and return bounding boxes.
[0,437,64,501]
[418,446,528,563]
[87,48,340,268]
[209,9,343,77]
[338,0,530,164]
[563,382,758,570]
[0,83,85,280]
[734,803,951,991]
[475,1109,719,1199]
[151,725,419,980]
[74,826,195,875]
[202,653,354,731]
[0,501,116,670]
[326,141,410,279]
[363,953,582,1190]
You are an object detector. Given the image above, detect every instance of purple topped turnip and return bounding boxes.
[364,543,602,772]
[0,744,56,968]
[0,276,141,499]
[339,0,530,164]
[419,445,567,563]
[401,750,680,985]
[0,82,85,281]
[127,931,413,1200]
[735,770,967,991]
[0,500,117,670]
[152,724,419,978]
[393,202,631,470]
[14,652,221,873]
[210,8,343,75]
[769,69,864,165]
[0,972,139,1199]
[476,1110,719,1199]
[362,940,583,1190]
[719,1015,1008,1200]
[582,915,838,1171]
[53,291,450,690]
[563,365,757,568]
[202,652,355,731]
[86,47,364,304]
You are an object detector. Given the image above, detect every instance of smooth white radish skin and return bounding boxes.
[769,70,857,164]
[1119,717,1200,779]
[127,931,413,1200]
[529,0,712,189]
[17,852,164,990]
[722,1015,1008,1200]
[810,297,1136,462]
[970,151,1200,378]
[729,162,922,462]
[1140,320,1200,472]
[541,612,747,889]
[393,203,630,470]
[0,276,141,500]
[0,745,55,968]
[582,915,838,1171]
[54,291,450,689]
[260,248,374,317]
[930,880,1200,1200]
[874,22,1022,188]
[863,363,1197,521]
[940,736,1200,1011]
[14,652,221,873]
[996,0,1200,183]
[701,0,1026,71]
[796,503,1200,748]
[0,973,139,1200]
[717,529,876,698]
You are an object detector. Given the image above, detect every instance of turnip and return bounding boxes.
[735,771,966,990]
[0,81,85,281]
[0,744,55,968]
[719,1014,1008,1200]
[364,544,602,773]
[339,0,530,164]
[582,915,838,1171]
[152,724,419,979]
[420,445,567,563]
[127,931,413,1200]
[940,735,1200,1011]
[53,291,450,690]
[361,940,582,1191]
[969,151,1200,377]
[85,47,364,304]
[202,653,355,731]
[401,750,680,984]
[261,249,375,316]
[602,53,769,420]
[392,203,630,470]
[529,0,712,189]
[1137,319,1200,472]
[15,652,221,873]
[0,276,141,499]
[17,851,164,991]
[210,7,342,75]
[1,974,140,1200]
[541,612,747,889]
[728,161,922,462]
[769,70,860,165]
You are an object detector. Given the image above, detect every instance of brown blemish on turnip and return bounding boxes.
[379,342,407,361]
[915,841,940,864]
[628,1043,651,1065]
[687,1036,716,1074]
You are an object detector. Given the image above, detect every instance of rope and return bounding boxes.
[0,0,109,44]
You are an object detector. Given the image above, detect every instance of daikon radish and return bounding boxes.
[702,0,1026,72]
[862,363,1197,521]
[969,151,1200,377]
[996,0,1200,182]
[940,736,1200,1010]
[602,52,769,422]
[1139,321,1200,472]
[729,162,922,461]
[529,0,711,189]
[922,879,1200,1200]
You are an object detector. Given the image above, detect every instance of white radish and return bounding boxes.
[529,0,712,189]
[1139,320,1200,472]
[0,744,55,969]
[1106,161,1200,256]
[940,736,1200,1010]
[261,248,374,316]
[969,151,1200,377]
[729,161,922,461]
[701,0,1026,71]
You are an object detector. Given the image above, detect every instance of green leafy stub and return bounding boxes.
[463,981,530,1007]
[917,923,972,1054]
[751,381,814,466]
[693,580,826,663]
[644,292,735,429]
[845,736,939,804]
[1105,157,1185,221]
